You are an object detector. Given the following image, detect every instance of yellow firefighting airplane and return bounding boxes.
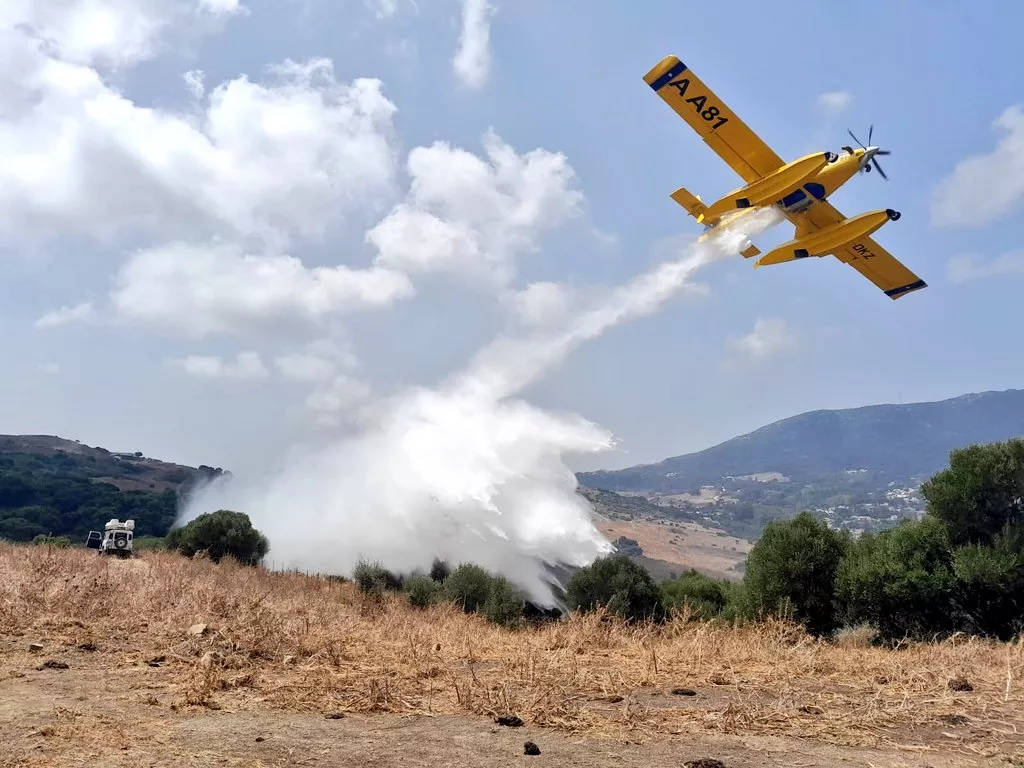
[644,55,927,300]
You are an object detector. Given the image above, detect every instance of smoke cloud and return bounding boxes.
[178,207,783,605]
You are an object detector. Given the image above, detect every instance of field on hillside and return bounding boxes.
[2,544,1023,767]
[593,515,749,580]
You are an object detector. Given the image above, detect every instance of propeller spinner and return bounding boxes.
[847,125,891,180]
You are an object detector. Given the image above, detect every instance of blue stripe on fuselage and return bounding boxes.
[650,61,688,91]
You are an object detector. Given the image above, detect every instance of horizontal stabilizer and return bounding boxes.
[670,186,708,220]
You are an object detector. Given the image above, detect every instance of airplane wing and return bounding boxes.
[787,201,928,300]
[644,55,785,184]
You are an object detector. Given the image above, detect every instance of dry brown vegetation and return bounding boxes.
[593,516,750,580]
[2,543,1024,766]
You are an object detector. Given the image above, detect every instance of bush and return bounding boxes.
[566,554,664,622]
[952,540,1024,640]
[164,509,269,565]
[443,563,494,613]
[661,569,729,620]
[353,559,403,596]
[835,517,958,643]
[743,512,849,636]
[404,575,440,608]
[481,576,527,628]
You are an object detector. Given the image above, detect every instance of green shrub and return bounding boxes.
[164,510,269,565]
[404,575,440,609]
[661,569,729,620]
[443,563,494,613]
[952,540,1024,640]
[835,517,958,643]
[481,576,527,628]
[353,559,402,595]
[566,554,664,622]
[743,512,849,636]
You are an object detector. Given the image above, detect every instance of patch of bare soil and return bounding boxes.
[0,663,1009,768]
[594,517,749,579]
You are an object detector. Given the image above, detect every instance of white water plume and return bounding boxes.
[178,206,783,605]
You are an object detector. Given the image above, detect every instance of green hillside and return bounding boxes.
[0,435,226,543]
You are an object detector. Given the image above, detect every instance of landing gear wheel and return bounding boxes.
[892,211,901,220]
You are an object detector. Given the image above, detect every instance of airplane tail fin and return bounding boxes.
[673,185,760,257]
[670,186,709,222]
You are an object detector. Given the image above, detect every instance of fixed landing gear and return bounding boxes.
[885,208,901,221]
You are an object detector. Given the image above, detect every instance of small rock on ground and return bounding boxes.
[495,715,523,727]
[948,677,973,692]
[524,741,541,756]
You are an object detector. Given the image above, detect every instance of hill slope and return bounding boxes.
[577,388,1024,538]
[0,435,228,542]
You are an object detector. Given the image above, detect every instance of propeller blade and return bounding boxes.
[868,124,873,144]
[848,128,865,148]
[875,150,892,156]
[872,157,888,180]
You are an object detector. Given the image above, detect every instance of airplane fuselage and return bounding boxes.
[774,147,877,215]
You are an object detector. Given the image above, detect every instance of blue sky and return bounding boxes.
[3,0,1023,475]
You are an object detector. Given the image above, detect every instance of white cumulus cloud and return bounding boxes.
[109,241,414,338]
[817,90,852,119]
[367,130,583,288]
[0,39,400,247]
[932,105,1024,228]
[1,0,245,71]
[168,351,268,379]
[947,251,1024,283]
[726,317,798,364]
[453,0,494,89]
[34,300,96,329]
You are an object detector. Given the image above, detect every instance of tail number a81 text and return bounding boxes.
[667,77,729,130]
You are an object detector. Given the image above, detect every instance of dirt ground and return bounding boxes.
[2,637,1021,768]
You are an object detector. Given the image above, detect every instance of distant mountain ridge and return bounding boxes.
[577,389,1024,495]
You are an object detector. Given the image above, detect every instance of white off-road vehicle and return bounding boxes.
[86,519,135,558]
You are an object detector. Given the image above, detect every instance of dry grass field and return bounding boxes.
[2,543,1023,767]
